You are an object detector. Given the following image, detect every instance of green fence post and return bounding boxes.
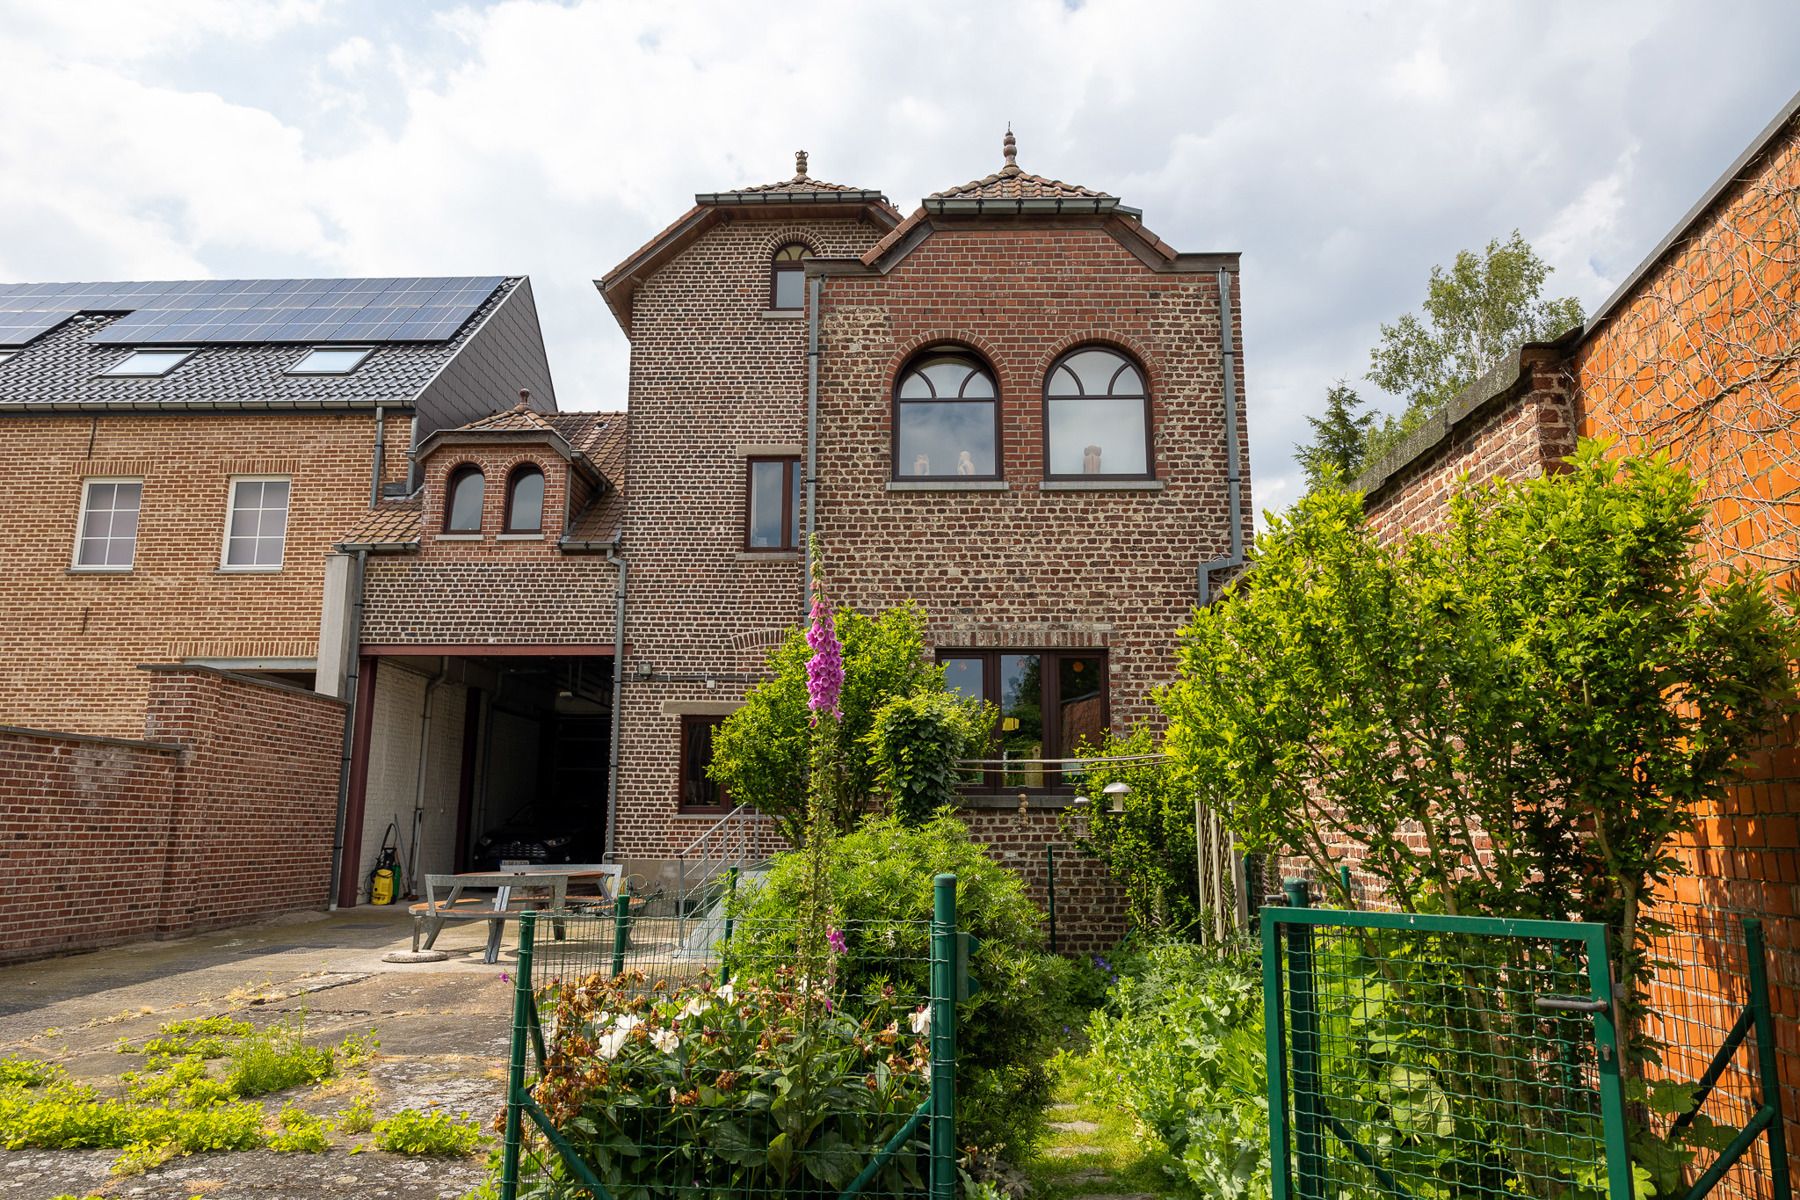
[1282,880,1324,1200]
[1583,924,1633,1200]
[931,873,959,1200]
[1047,844,1058,954]
[1337,864,1352,908]
[720,866,739,984]
[501,910,538,1200]
[1745,918,1792,1199]
[610,891,631,977]
[1263,894,1293,1200]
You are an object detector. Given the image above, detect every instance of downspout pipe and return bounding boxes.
[1197,267,1245,607]
[603,547,627,862]
[406,657,450,896]
[804,273,821,613]
[371,407,386,507]
[328,548,368,911]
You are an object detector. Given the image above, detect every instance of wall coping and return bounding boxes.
[0,723,184,755]
[137,662,349,707]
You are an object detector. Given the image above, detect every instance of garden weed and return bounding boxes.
[0,1055,64,1088]
[267,1103,331,1152]
[371,1108,482,1156]
[118,1016,254,1059]
[223,1015,335,1097]
[335,1090,377,1134]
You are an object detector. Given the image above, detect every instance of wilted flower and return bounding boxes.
[651,1029,680,1054]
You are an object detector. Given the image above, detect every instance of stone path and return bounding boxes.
[1034,1099,1158,1200]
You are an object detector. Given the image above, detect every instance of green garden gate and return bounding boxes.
[1261,886,1789,1200]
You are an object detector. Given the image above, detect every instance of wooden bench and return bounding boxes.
[409,872,570,965]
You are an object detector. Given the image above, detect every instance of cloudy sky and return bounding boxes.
[3,1,1796,516]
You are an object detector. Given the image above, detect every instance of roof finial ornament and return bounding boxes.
[517,388,530,409]
[1003,123,1017,171]
[795,149,808,179]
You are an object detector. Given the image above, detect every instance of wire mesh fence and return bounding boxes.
[1263,904,1632,1200]
[500,880,964,1200]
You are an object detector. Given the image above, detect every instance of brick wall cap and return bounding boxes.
[136,662,349,707]
[0,723,184,755]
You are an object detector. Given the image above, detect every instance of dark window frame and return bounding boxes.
[937,648,1110,792]
[678,714,735,814]
[443,463,486,533]
[743,456,801,551]
[769,243,811,310]
[891,347,1003,482]
[1041,345,1156,481]
[503,462,546,533]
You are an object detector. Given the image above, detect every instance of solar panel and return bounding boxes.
[0,277,504,347]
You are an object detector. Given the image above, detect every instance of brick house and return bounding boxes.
[0,275,558,954]
[1353,88,1800,1176]
[590,137,1251,945]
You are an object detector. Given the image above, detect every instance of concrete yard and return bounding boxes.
[0,907,526,1200]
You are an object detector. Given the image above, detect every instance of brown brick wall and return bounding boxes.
[0,410,400,737]
[0,666,344,963]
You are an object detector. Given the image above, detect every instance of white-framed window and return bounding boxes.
[100,349,195,377]
[73,478,143,571]
[287,347,372,375]
[221,476,291,570]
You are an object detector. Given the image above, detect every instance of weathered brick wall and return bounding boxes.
[959,805,1129,955]
[616,215,887,858]
[0,666,344,963]
[361,560,619,645]
[0,410,400,737]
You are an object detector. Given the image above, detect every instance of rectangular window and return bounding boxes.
[222,476,291,570]
[940,649,1108,790]
[679,715,734,813]
[744,456,801,551]
[73,479,142,570]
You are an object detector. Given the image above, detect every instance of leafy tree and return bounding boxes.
[865,690,994,826]
[1295,381,1374,491]
[708,601,944,844]
[1161,442,1796,1034]
[1065,727,1207,933]
[1363,231,1584,465]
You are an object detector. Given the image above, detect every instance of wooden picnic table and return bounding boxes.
[408,865,622,965]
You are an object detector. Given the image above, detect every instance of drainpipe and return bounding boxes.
[406,657,450,896]
[370,406,386,507]
[328,548,368,911]
[1197,268,1245,607]
[603,547,627,862]
[803,273,821,613]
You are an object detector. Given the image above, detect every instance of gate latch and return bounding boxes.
[1532,995,1609,1013]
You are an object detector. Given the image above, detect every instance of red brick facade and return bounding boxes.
[0,409,403,736]
[0,666,344,962]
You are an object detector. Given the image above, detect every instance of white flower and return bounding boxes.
[593,1011,614,1027]
[679,997,710,1021]
[597,1028,629,1060]
[615,1014,642,1034]
[717,983,736,1003]
[651,1028,681,1054]
[670,1086,679,1103]
[910,1006,932,1037]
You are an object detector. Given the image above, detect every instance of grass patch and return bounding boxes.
[1025,1051,1177,1200]
[370,1108,483,1157]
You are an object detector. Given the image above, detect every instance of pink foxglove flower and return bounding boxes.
[805,588,844,720]
[827,927,848,955]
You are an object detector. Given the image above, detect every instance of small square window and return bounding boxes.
[74,478,143,570]
[0,351,16,365]
[221,476,290,570]
[288,347,373,375]
[101,349,195,377]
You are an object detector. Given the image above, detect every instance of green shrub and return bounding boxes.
[533,970,926,1197]
[1084,940,1269,1200]
[371,1108,482,1156]
[224,1016,335,1097]
[866,691,993,826]
[1067,727,1210,934]
[732,813,1070,1157]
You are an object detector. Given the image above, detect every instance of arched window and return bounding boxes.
[1044,346,1152,479]
[444,465,485,532]
[504,464,545,533]
[893,350,1000,481]
[770,243,811,310]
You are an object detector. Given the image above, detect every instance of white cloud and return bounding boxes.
[0,0,1796,515]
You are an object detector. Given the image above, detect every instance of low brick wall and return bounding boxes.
[0,666,345,963]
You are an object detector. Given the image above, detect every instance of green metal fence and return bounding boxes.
[1261,886,1790,1200]
[500,874,969,1200]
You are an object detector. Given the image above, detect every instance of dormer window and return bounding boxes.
[288,347,372,375]
[504,464,545,533]
[101,349,194,377]
[770,244,811,310]
[444,465,485,532]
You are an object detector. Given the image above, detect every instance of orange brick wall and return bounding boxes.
[0,666,344,963]
[0,409,402,736]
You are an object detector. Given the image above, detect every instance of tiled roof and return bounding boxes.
[544,411,618,460]
[562,412,627,547]
[929,164,1114,202]
[0,278,518,411]
[727,174,868,196]
[339,497,422,549]
[456,404,561,435]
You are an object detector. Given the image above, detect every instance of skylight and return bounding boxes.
[0,351,15,365]
[101,349,194,377]
[288,347,373,375]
